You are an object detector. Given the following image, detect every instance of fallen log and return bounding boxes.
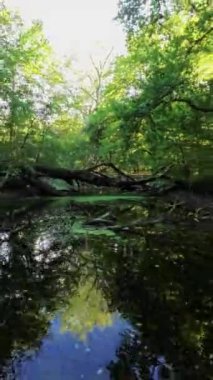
[33,164,169,191]
[0,163,187,197]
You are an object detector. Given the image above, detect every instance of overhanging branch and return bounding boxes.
[172,98,213,113]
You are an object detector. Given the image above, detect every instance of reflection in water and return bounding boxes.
[0,198,212,379]
[60,279,113,340]
[7,315,129,380]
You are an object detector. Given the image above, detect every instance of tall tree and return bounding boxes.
[116,0,211,32]
[89,5,213,174]
[0,3,71,167]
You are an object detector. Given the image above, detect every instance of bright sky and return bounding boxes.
[6,0,125,67]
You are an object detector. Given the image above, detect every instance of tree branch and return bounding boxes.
[172,98,213,113]
[87,162,134,180]
[187,27,213,55]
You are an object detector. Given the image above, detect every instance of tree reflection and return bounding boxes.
[0,219,81,370]
[90,228,213,379]
[0,201,212,379]
[60,277,112,340]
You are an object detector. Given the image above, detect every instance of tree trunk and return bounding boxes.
[0,163,189,197]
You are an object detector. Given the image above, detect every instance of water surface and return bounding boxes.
[0,196,212,379]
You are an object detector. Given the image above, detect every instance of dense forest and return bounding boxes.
[0,0,212,195]
[0,2,213,379]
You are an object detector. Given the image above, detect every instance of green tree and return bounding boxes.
[89,5,213,175]
[116,0,211,32]
[0,3,75,168]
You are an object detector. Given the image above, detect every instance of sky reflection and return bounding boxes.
[12,315,130,380]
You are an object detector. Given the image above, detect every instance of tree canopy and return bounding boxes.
[0,0,212,184]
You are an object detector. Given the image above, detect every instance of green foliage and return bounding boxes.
[0,3,88,169]
[60,278,112,340]
[0,4,59,163]
[116,0,211,32]
[88,5,213,175]
[116,0,169,32]
[0,1,212,178]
